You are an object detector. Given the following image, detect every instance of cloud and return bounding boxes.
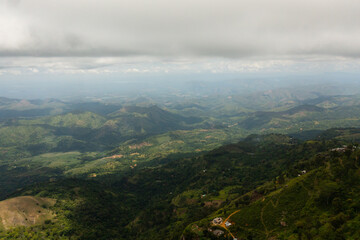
[1,0,360,75]
[1,56,360,76]
[0,0,360,59]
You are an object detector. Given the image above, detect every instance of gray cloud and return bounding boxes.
[0,0,360,59]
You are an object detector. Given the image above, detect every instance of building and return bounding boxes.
[212,217,223,225]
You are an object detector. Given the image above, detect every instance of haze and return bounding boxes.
[1,0,360,99]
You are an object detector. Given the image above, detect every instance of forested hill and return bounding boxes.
[1,130,360,239]
[0,104,203,155]
[183,139,360,239]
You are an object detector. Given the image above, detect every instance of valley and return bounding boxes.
[2,1,360,239]
[1,87,360,239]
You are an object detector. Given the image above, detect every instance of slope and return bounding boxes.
[0,196,55,230]
[183,144,360,240]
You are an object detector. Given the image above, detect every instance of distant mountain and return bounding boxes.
[0,105,203,155]
[0,97,64,119]
[229,85,345,111]
[302,94,360,108]
[2,90,360,239]
[0,97,121,119]
[239,105,324,129]
[69,102,122,115]
[0,97,20,105]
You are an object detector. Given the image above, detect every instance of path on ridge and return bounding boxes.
[220,210,241,239]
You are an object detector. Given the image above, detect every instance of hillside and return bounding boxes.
[0,105,202,156]
[0,104,206,199]
[0,98,66,119]
[239,104,324,129]
[183,144,360,239]
[1,131,359,239]
[0,196,55,230]
[2,0,360,238]
[238,104,360,134]
[2,93,360,239]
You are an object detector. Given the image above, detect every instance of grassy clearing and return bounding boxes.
[0,196,55,230]
[17,152,83,170]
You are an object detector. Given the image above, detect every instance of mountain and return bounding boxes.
[183,143,360,239]
[2,91,360,239]
[0,97,120,119]
[108,105,202,134]
[1,130,359,239]
[237,104,360,136]
[239,105,324,129]
[0,105,202,155]
[0,105,205,198]
[0,98,66,119]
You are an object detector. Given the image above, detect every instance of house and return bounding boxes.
[331,147,346,152]
[212,217,223,225]
[225,221,232,227]
[212,229,224,236]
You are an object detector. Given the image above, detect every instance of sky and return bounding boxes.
[1,0,360,79]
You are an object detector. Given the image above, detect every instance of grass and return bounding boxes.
[0,196,55,230]
[65,157,123,176]
[172,189,203,207]
[184,169,320,239]
[224,171,317,238]
[209,186,240,201]
[0,126,53,147]
[18,152,83,170]
[18,112,107,129]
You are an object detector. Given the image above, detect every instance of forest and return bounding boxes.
[1,87,360,239]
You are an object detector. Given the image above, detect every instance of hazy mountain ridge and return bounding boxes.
[2,0,360,238]
[1,90,360,239]
[0,105,201,153]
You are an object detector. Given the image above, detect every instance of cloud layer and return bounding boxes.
[1,0,360,75]
[1,0,360,58]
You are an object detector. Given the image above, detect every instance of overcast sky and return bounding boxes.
[1,0,360,76]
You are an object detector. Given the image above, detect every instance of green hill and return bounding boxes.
[238,104,360,134]
[239,105,324,129]
[183,144,360,240]
[0,105,202,155]
[2,131,359,239]
[2,92,360,239]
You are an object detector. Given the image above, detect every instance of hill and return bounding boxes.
[2,131,359,239]
[3,90,360,239]
[0,196,55,230]
[0,105,202,156]
[0,105,206,199]
[0,98,66,119]
[183,143,360,239]
[239,104,324,129]
[237,104,360,135]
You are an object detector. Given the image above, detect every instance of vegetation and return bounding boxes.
[184,143,360,240]
[2,91,360,239]
[0,132,358,239]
